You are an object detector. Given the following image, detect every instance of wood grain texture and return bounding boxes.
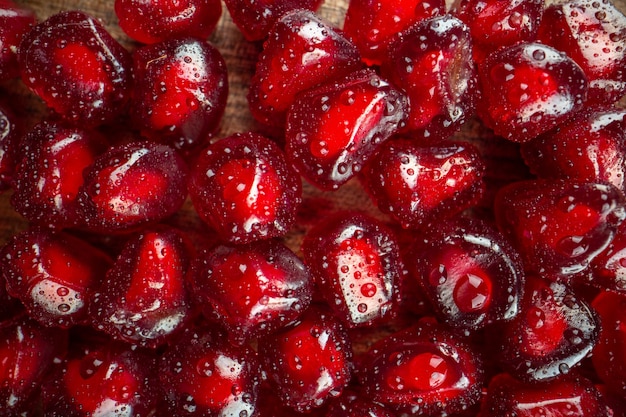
[1,0,625,252]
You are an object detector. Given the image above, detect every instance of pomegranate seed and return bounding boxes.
[285,68,408,190]
[189,132,302,244]
[361,137,485,228]
[406,216,524,330]
[89,226,194,348]
[381,15,478,139]
[130,37,228,155]
[0,229,113,328]
[495,179,626,277]
[258,306,353,412]
[224,0,323,41]
[247,9,362,127]
[477,42,588,142]
[76,141,189,233]
[115,0,222,44]
[18,11,132,126]
[537,0,626,105]
[358,318,484,416]
[302,211,403,328]
[11,120,108,229]
[192,239,314,344]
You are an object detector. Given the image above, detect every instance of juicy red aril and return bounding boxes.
[115,0,222,44]
[521,107,626,194]
[285,68,408,190]
[495,275,599,382]
[11,120,108,229]
[494,179,626,277]
[381,14,477,140]
[258,306,352,412]
[592,290,626,397]
[0,0,35,81]
[0,229,113,328]
[42,339,159,416]
[477,42,588,143]
[247,9,362,127]
[407,216,524,330]
[361,137,485,228]
[192,239,313,344]
[358,318,484,416]
[537,0,626,105]
[189,132,302,244]
[76,141,189,233]
[454,0,544,63]
[224,0,323,41]
[159,326,261,417]
[0,316,67,414]
[18,11,132,126]
[302,211,402,328]
[480,372,610,417]
[89,226,193,348]
[0,101,21,191]
[343,0,444,66]
[130,37,228,154]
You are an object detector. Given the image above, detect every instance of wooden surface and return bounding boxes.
[2,0,626,252]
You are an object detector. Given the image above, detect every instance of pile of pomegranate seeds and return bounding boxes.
[1,0,626,415]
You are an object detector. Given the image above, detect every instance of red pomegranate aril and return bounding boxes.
[258,306,353,412]
[131,37,228,155]
[358,318,484,416]
[407,216,525,331]
[521,107,626,194]
[302,211,403,328]
[224,0,323,41]
[494,179,626,277]
[592,290,626,397]
[115,0,222,44]
[192,239,313,344]
[361,137,485,228]
[480,372,610,417]
[89,226,194,348]
[537,0,626,105]
[285,68,408,190]
[477,42,588,143]
[454,0,544,63]
[343,0,444,66]
[189,132,302,244]
[11,120,108,229]
[76,141,189,233]
[495,275,599,382]
[0,0,35,81]
[18,11,133,126]
[0,229,113,328]
[0,316,67,414]
[42,339,159,417]
[247,9,362,127]
[381,15,478,140]
[159,325,261,417]
[0,100,21,191]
